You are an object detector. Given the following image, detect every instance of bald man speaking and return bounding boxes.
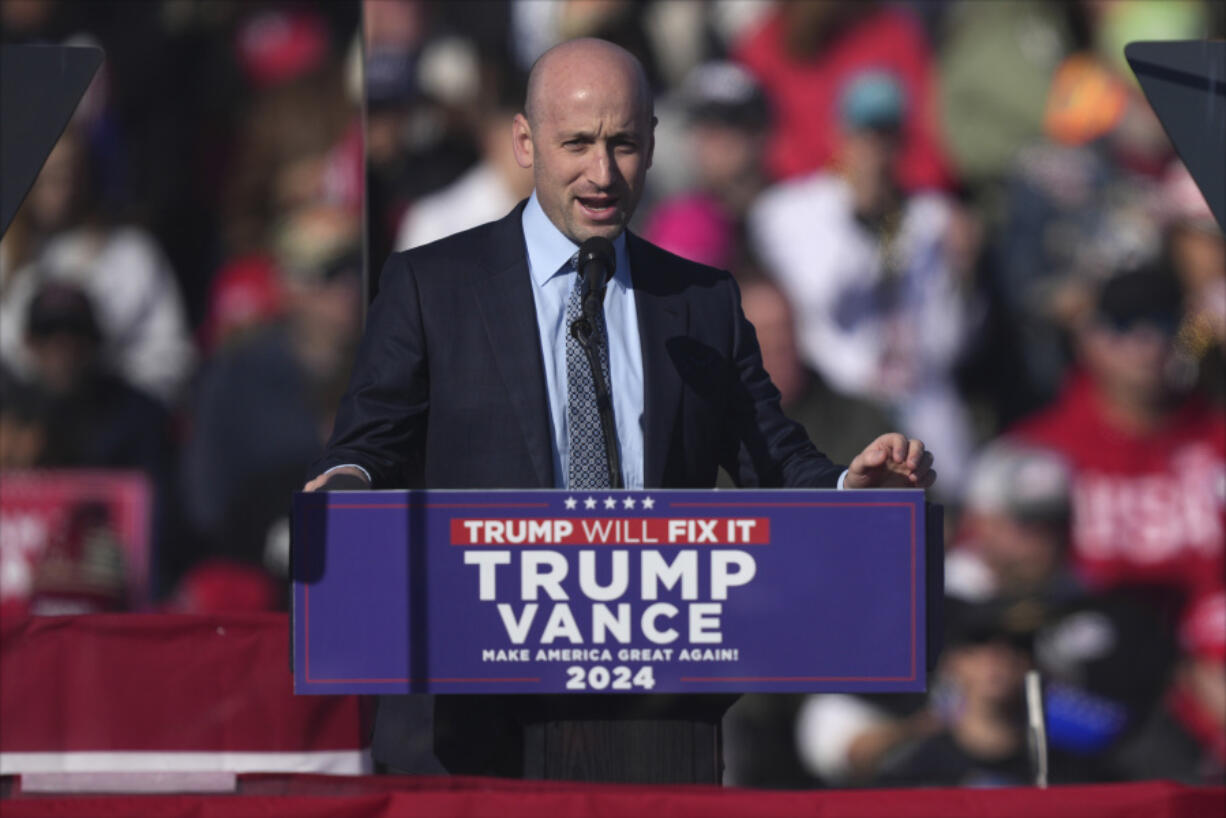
[307,39,934,775]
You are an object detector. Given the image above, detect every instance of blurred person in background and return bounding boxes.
[394,64,534,250]
[0,125,196,406]
[800,606,1042,788]
[750,70,977,500]
[945,442,1079,606]
[733,0,953,192]
[875,589,1170,787]
[1010,267,1225,605]
[643,61,770,274]
[182,204,361,585]
[17,281,171,481]
[1113,590,1226,785]
[872,607,1034,788]
[988,0,1208,419]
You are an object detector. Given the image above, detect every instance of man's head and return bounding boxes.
[24,280,104,397]
[681,61,770,212]
[836,71,905,217]
[1079,267,1183,411]
[512,38,655,244]
[961,442,1071,594]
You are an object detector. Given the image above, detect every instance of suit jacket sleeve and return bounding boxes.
[719,274,845,489]
[311,252,428,487]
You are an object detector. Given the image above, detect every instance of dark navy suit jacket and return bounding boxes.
[315,200,842,491]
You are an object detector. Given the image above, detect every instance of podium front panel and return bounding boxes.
[292,489,926,694]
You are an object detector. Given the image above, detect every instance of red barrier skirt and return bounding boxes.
[0,614,373,775]
[1,776,1223,818]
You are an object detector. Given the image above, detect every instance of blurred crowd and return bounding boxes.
[1,0,362,608]
[2,0,1224,790]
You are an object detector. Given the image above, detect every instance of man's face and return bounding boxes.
[690,121,764,196]
[512,75,654,244]
[1083,318,1175,404]
[838,127,899,215]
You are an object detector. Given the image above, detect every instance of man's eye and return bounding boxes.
[614,142,637,154]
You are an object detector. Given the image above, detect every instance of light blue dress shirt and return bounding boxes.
[521,192,644,489]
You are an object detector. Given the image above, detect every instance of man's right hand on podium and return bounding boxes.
[303,466,370,492]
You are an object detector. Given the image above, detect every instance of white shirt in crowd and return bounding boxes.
[395,161,519,251]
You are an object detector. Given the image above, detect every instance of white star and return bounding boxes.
[584,496,597,510]
[623,497,636,509]
[604,496,617,510]
[564,496,577,510]
[641,496,655,510]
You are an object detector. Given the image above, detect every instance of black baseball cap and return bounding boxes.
[682,61,770,129]
[1094,267,1183,334]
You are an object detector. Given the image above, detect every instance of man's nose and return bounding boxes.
[587,146,617,188]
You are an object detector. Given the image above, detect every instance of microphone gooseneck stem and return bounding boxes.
[570,316,622,489]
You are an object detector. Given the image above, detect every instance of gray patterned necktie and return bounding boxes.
[565,263,614,489]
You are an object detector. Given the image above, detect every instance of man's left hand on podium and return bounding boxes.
[844,433,936,490]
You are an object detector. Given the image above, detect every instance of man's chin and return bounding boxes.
[566,219,626,245]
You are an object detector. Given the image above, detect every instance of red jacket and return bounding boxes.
[734,5,954,191]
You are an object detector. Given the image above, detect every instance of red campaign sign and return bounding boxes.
[0,470,152,611]
[449,517,772,546]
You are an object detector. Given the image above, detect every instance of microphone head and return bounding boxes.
[577,236,615,286]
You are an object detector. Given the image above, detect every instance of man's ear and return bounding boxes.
[511,113,534,169]
[646,115,658,169]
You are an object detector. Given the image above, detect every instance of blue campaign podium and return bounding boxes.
[291,488,942,781]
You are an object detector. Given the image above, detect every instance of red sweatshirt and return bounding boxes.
[1012,373,1225,597]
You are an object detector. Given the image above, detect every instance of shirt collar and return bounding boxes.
[522,191,630,289]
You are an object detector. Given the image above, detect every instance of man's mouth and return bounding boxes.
[577,196,620,220]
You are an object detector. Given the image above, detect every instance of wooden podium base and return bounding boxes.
[525,694,738,783]
[433,694,737,783]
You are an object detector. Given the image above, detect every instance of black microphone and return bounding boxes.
[576,236,615,325]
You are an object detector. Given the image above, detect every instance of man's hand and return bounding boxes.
[844,433,936,489]
[303,466,370,492]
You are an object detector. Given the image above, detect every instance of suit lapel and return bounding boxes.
[472,205,553,487]
[629,234,687,489]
